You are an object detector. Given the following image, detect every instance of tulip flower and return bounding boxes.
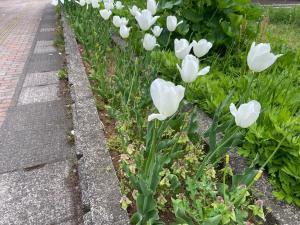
[143,34,158,51]
[176,55,210,83]
[151,25,163,37]
[147,0,158,15]
[230,100,261,128]
[174,39,193,60]
[135,9,159,31]
[192,39,213,58]
[129,5,141,17]
[76,0,86,6]
[166,16,183,32]
[148,78,185,121]
[85,0,99,8]
[247,42,283,72]
[104,0,114,10]
[113,16,128,28]
[99,9,112,20]
[119,25,131,39]
[51,0,64,5]
[115,1,124,9]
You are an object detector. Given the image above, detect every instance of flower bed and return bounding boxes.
[55,0,299,224]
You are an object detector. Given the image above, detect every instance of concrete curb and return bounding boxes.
[197,110,300,225]
[61,15,130,225]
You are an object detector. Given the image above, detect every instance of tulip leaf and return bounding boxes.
[159,0,182,10]
[202,215,222,225]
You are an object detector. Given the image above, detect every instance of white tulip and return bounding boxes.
[174,39,193,60]
[76,0,85,6]
[230,100,261,128]
[129,5,141,17]
[176,55,210,83]
[104,0,114,10]
[120,17,128,26]
[143,34,158,51]
[247,42,282,72]
[115,1,124,9]
[192,39,213,58]
[135,9,159,31]
[147,0,158,15]
[51,0,63,5]
[99,9,112,20]
[151,25,163,37]
[119,25,130,39]
[91,0,99,8]
[148,78,185,121]
[113,16,121,27]
[51,0,59,5]
[113,16,128,27]
[166,16,183,32]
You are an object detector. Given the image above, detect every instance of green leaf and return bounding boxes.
[159,0,182,10]
[203,215,222,225]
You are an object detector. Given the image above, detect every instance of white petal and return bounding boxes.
[229,103,237,117]
[199,66,210,76]
[249,52,279,72]
[148,113,167,121]
[235,100,261,128]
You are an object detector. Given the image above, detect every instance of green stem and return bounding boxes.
[234,136,285,205]
[196,128,238,179]
[223,164,228,203]
[144,120,158,178]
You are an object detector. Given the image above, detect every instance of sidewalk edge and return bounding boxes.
[61,14,130,225]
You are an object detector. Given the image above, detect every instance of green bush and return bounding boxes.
[157,0,262,47]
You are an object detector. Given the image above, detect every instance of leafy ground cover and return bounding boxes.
[189,6,300,206]
[58,0,299,224]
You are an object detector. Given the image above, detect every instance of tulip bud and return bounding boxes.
[115,1,124,9]
[143,33,158,51]
[147,0,158,15]
[230,100,261,128]
[192,39,213,58]
[104,0,114,10]
[99,9,112,20]
[167,16,183,32]
[113,16,128,28]
[129,5,141,17]
[119,25,130,39]
[91,0,99,8]
[176,55,210,83]
[151,25,163,37]
[174,39,193,60]
[148,78,185,121]
[247,42,282,72]
[135,9,159,31]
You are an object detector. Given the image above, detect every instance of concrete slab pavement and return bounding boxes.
[0,1,83,224]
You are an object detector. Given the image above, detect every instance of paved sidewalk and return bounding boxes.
[0,1,83,224]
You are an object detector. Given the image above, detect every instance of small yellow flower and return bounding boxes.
[120,196,132,210]
[226,154,230,165]
[254,170,263,181]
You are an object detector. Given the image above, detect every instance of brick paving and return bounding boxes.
[0,0,47,127]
